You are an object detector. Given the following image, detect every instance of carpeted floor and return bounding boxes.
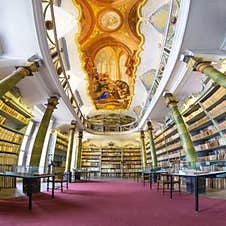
[0,180,226,226]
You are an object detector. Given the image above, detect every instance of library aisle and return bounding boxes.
[0,0,226,225]
[1,180,226,226]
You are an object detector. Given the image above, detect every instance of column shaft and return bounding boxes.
[30,97,58,167]
[0,68,29,98]
[147,122,158,169]
[197,63,226,89]
[76,131,83,169]
[65,121,76,172]
[0,61,39,98]
[164,93,197,164]
[140,131,147,169]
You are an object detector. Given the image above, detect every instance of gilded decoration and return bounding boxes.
[97,9,123,32]
[73,0,146,110]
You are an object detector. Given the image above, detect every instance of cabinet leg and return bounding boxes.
[170,175,173,199]
[28,179,32,210]
[195,176,199,212]
[52,176,55,198]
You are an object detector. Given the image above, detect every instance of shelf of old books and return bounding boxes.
[0,91,32,188]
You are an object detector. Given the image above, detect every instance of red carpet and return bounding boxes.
[0,180,226,226]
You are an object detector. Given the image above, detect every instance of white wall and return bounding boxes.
[0,0,41,59]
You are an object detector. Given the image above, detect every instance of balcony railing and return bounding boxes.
[143,0,181,113]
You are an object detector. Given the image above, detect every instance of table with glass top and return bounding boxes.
[73,169,89,181]
[169,171,226,212]
[0,172,55,210]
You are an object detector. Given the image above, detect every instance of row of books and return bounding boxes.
[0,126,23,143]
[101,165,121,169]
[56,131,68,141]
[123,157,141,161]
[188,116,209,130]
[55,143,67,151]
[56,138,68,147]
[123,162,141,165]
[82,152,101,156]
[219,120,226,130]
[0,99,29,124]
[184,106,203,122]
[0,141,20,153]
[82,162,100,167]
[209,100,225,117]
[192,126,217,141]
[0,177,16,188]
[0,153,18,164]
[195,138,220,151]
[202,87,225,109]
[0,115,6,124]
[154,125,177,143]
[123,153,141,156]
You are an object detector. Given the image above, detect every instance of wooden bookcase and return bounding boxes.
[0,91,32,188]
[122,147,142,177]
[81,142,142,178]
[81,147,101,174]
[101,147,122,177]
[47,130,69,172]
[154,85,226,169]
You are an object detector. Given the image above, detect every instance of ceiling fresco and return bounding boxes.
[72,0,146,110]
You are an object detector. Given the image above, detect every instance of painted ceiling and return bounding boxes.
[59,0,171,122]
[72,0,146,110]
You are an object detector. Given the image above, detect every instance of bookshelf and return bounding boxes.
[0,91,32,188]
[122,147,142,177]
[154,85,226,169]
[101,147,122,177]
[81,147,101,175]
[80,142,142,178]
[47,130,69,172]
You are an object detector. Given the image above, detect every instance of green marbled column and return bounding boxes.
[0,61,39,98]
[147,121,158,169]
[196,63,226,89]
[30,96,59,168]
[76,131,83,169]
[164,93,197,165]
[65,121,76,172]
[140,131,147,169]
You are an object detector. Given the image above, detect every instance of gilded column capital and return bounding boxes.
[147,121,153,132]
[195,62,213,73]
[16,67,31,77]
[183,55,226,89]
[182,55,212,71]
[70,120,77,131]
[46,96,59,110]
[78,130,83,139]
[140,130,145,139]
[16,61,40,76]
[163,92,178,109]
